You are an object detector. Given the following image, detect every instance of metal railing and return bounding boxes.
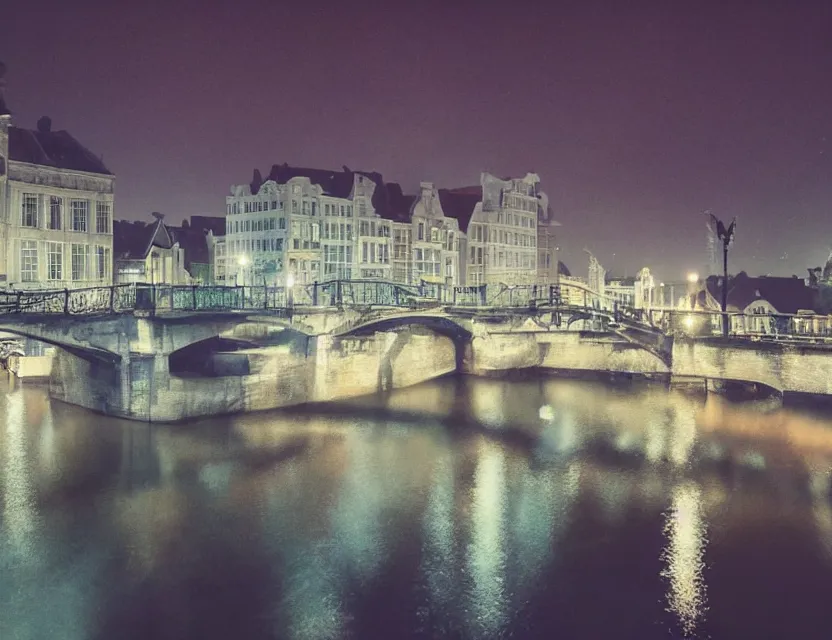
[3,281,828,343]
[658,309,832,341]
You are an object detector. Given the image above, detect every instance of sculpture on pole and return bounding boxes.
[707,212,737,338]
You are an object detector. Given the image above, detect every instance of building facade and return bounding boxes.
[446,173,549,286]
[225,166,404,286]
[391,182,461,286]
[113,215,187,285]
[0,111,114,290]
[222,166,558,289]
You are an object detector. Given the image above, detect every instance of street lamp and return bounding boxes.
[285,271,295,309]
[708,213,737,338]
[687,271,699,284]
[237,255,249,287]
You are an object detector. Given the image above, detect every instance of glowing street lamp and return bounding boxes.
[687,272,699,284]
[236,254,249,287]
[285,272,295,309]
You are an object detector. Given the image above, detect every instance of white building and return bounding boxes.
[387,182,461,286]
[225,166,401,285]
[438,173,551,286]
[222,166,556,289]
[0,104,114,289]
[112,215,188,285]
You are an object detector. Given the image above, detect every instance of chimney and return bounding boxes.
[37,116,52,133]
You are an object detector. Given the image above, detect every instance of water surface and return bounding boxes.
[2,374,832,639]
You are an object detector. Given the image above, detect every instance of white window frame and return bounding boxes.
[21,193,38,228]
[71,200,88,232]
[47,241,63,281]
[95,202,111,234]
[71,243,88,281]
[20,240,38,282]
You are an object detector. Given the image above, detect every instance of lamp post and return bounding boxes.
[708,214,737,338]
[237,255,249,287]
[286,272,295,310]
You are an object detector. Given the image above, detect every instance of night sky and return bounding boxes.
[3,0,832,281]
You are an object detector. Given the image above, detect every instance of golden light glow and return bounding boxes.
[237,254,249,266]
[687,272,699,283]
[662,482,707,636]
[286,273,295,288]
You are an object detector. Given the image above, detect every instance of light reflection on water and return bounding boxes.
[662,482,708,637]
[1,375,832,638]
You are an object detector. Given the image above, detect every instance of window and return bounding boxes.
[418,222,424,241]
[95,246,110,280]
[358,197,367,217]
[49,197,62,230]
[21,193,38,227]
[20,240,38,282]
[96,202,111,233]
[71,200,88,232]
[47,242,63,280]
[71,244,88,281]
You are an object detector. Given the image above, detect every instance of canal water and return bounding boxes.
[2,374,832,639]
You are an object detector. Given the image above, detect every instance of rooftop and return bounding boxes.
[8,118,111,175]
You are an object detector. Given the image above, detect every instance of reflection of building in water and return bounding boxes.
[419,444,457,624]
[466,439,508,637]
[662,482,707,636]
[1,390,37,559]
[509,459,567,592]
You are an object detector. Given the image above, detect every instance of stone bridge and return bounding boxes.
[3,284,830,422]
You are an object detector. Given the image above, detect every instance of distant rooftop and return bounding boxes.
[8,117,111,175]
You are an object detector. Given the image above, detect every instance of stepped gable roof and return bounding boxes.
[438,186,481,233]
[8,125,111,175]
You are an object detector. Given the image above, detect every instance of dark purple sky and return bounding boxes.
[3,0,832,281]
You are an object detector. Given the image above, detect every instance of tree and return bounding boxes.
[708,213,737,338]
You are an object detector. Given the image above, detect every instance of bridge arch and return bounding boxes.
[335,313,474,385]
[0,326,121,364]
[334,313,473,342]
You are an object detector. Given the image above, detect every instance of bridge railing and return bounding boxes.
[658,309,832,340]
[0,284,137,315]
